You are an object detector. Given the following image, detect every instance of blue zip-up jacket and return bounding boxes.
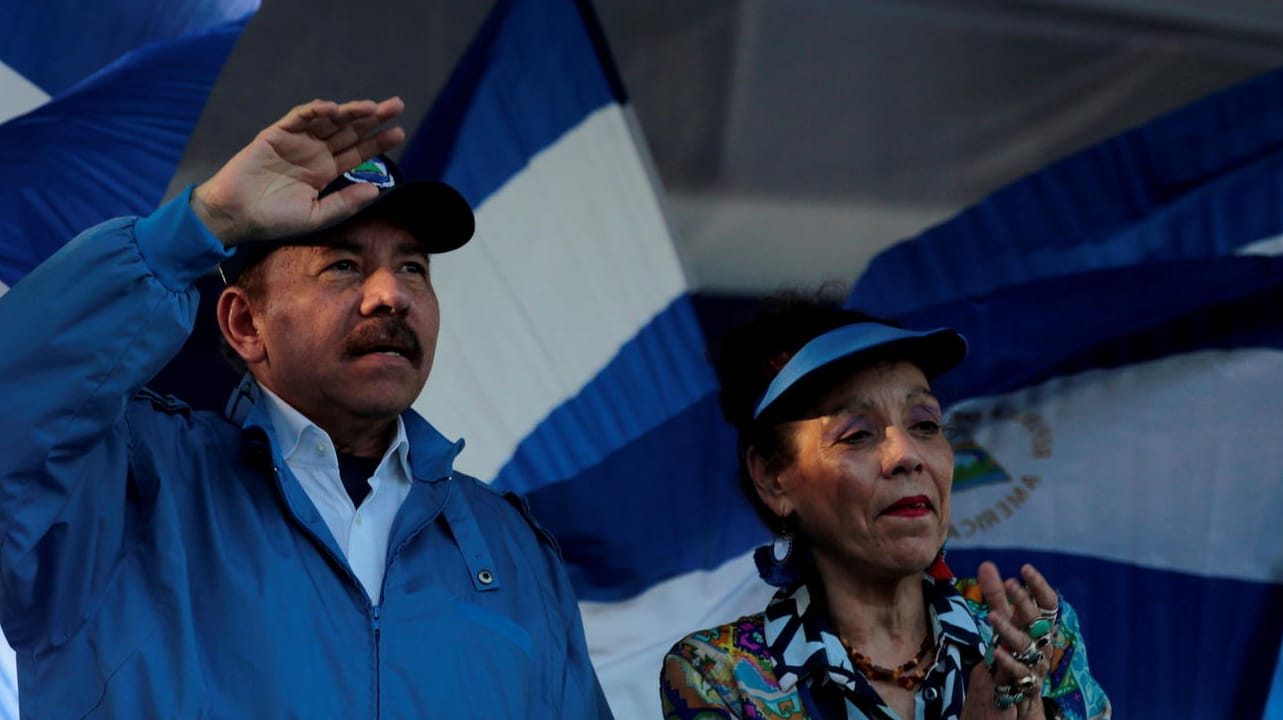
[0,191,614,719]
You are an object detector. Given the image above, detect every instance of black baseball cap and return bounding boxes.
[218,155,474,283]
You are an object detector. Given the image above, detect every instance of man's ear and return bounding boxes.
[747,446,791,518]
[217,287,266,365]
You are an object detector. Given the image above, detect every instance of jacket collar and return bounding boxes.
[225,373,464,483]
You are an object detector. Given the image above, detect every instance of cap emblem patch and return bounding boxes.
[343,158,396,189]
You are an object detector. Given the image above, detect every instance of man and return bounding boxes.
[0,97,613,718]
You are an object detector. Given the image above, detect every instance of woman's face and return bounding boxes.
[759,360,954,582]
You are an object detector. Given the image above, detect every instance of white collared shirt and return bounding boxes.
[258,386,413,605]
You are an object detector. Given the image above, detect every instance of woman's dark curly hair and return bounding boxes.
[714,289,886,530]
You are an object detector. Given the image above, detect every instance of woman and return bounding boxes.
[660,295,1110,719]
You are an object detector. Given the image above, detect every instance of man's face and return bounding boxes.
[239,217,440,436]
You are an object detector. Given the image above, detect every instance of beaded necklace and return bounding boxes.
[840,633,934,690]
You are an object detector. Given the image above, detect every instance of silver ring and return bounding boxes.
[994,685,1025,709]
[1015,673,1039,692]
[1014,640,1043,666]
[1038,605,1059,621]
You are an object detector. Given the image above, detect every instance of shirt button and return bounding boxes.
[923,687,939,701]
[354,515,363,525]
[477,569,495,585]
[316,442,326,454]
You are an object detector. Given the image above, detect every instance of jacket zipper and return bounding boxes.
[372,603,382,719]
[269,463,385,718]
[365,481,447,718]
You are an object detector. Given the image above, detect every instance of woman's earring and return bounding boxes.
[753,514,806,587]
[769,529,793,564]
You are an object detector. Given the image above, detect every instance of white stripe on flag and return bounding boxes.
[0,60,49,125]
[945,347,1283,583]
[0,638,14,719]
[1236,233,1283,257]
[580,550,775,720]
[413,102,688,482]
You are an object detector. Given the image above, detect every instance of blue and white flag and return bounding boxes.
[848,68,1283,719]
[399,1,767,715]
[0,0,256,295]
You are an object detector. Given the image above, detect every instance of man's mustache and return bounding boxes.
[343,317,423,365]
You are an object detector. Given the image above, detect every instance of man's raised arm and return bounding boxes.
[0,97,406,647]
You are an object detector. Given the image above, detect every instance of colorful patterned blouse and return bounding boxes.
[660,574,1111,720]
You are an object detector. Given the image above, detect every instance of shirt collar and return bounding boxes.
[763,573,989,694]
[226,373,463,484]
[254,383,412,481]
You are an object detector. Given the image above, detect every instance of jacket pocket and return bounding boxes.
[379,590,550,715]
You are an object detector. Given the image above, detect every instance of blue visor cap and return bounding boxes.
[219,155,474,283]
[753,322,968,420]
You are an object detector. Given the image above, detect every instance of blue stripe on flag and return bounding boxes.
[495,295,772,600]
[0,0,257,96]
[875,254,1283,403]
[1268,643,1283,719]
[492,297,718,494]
[945,548,1283,720]
[853,67,1283,318]
[400,0,623,202]
[0,15,251,287]
[521,392,765,602]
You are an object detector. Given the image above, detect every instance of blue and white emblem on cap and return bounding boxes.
[343,158,396,188]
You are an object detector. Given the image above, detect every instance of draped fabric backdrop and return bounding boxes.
[2,0,1283,718]
[848,68,1283,718]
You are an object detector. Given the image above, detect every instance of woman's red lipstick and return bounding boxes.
[881,495,933,517]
